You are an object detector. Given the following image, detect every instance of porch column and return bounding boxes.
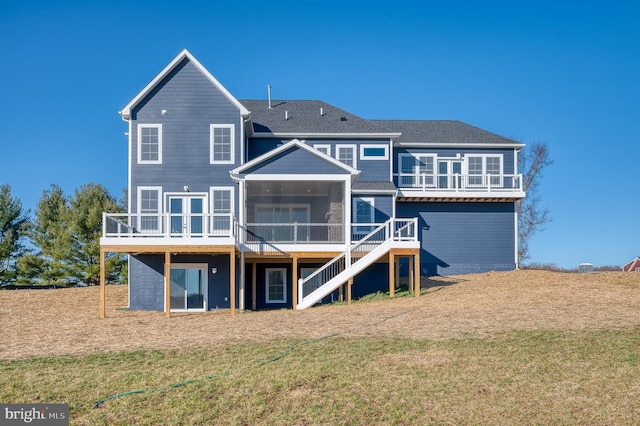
[292,256,298,310]
[251,261,257,311]
[389,251,395,298]
[239,251,245,311]
[347,278,353,304]
[395,256,401,291]
[99,248,106,319]
[414,250,421,297]
[164,251,171,318]
[230,248,236,316]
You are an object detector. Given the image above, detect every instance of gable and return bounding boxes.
[120,49,248,120]
[242,145,352,175]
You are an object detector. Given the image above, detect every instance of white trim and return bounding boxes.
[359,144,389,160]
[137,124,162,164]
[353,197,375,223]
[313,144,331,156]
[395,142,525,149]
[253,132,401,139]
[514,208,519,269]
[210,124,235,164]
[167,263,209,312]
[127,120,132,213]
[336,144,357,169]
[265,267,287,304]
[120,49,249,120]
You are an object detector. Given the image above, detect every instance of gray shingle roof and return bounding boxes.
[373,120,519,145]
[241,100,396,135]
[352,181,397,192]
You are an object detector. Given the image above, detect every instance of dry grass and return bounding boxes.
[1,270,639,360]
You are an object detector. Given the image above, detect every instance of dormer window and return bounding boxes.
[137,124,162,164]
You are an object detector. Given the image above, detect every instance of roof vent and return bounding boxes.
[340,116,347,121]
[267,85,272,109]
[285,110,289,120]
[320,107,324,116]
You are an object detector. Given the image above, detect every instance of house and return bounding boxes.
[622,257,640,272]
[98,50,525,317]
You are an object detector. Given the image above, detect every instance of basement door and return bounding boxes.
[170,264,208,311]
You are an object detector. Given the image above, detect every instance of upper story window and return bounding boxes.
[210,187,234,232]
[360,144,389,160]
[467,155,503,186]
[210,124,235,164]
[137,124,162,164]
[336,144,357,168]
[313,144,331,156]
[398,153,436,188]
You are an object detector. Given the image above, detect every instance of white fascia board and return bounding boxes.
[252,132,401,139]
[120,49,249,120]
[395,142,526,149]
[237,174,354,181]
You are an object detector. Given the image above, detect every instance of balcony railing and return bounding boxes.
[395,173,523,192]
[102,213,236,238]
[243,223,344,244]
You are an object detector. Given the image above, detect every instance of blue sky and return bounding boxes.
[1,1,638,268]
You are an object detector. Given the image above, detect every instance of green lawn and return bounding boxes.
[2,328,639,425]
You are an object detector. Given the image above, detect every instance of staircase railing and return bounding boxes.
[298,218,417,307]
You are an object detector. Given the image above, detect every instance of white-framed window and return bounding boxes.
[210,124,235,164]
[210,187,234,232]
[137,186,162,232]
[466,154,503,187]
[360,144,389,160]
[265,268,287,304]
[313,144,331,156]
[352,197,375,236]
[336,144,357,168]
[137,124,162,164]
[398,153,436,188]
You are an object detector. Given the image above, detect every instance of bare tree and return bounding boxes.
[517,141,552,264]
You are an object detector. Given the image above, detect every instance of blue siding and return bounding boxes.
[243,145,350,175]
[129,254,237,311]
[130,58,242,214]
[397,202,516,276]
[130,255,165,311]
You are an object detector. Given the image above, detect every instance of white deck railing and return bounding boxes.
[395,173,523,192]
[243,223,344,244]
[102,213,236,238]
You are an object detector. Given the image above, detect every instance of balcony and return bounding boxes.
[394,173,525,201]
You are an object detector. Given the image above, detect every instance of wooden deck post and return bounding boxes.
[414,250,421,297]
[395,255,400,290]
[347,278,353,304]
[230,249,236,316]
[99,248,106,319]
[389,251,395,298]
[164,251,171,318]
[251,261,257,311]
[408,255,414,293]
[292,256,298,310]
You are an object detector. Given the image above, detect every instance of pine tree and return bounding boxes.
[0,184,30,286]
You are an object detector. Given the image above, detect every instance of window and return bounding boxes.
[360,144,389,160]
[210,124,234,164]
[352,197,375,236]
[137,124,162,164]
[137,187,161,232]
[266,268,287,303]
[313,144,331,156]
[398,154,435,187]
[467,155,503,187]
[336,144,357,168]
[210,187,234,232]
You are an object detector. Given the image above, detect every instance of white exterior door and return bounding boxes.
[169,195,205,236]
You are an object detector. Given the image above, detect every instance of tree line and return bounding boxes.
[0,183,126,287]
